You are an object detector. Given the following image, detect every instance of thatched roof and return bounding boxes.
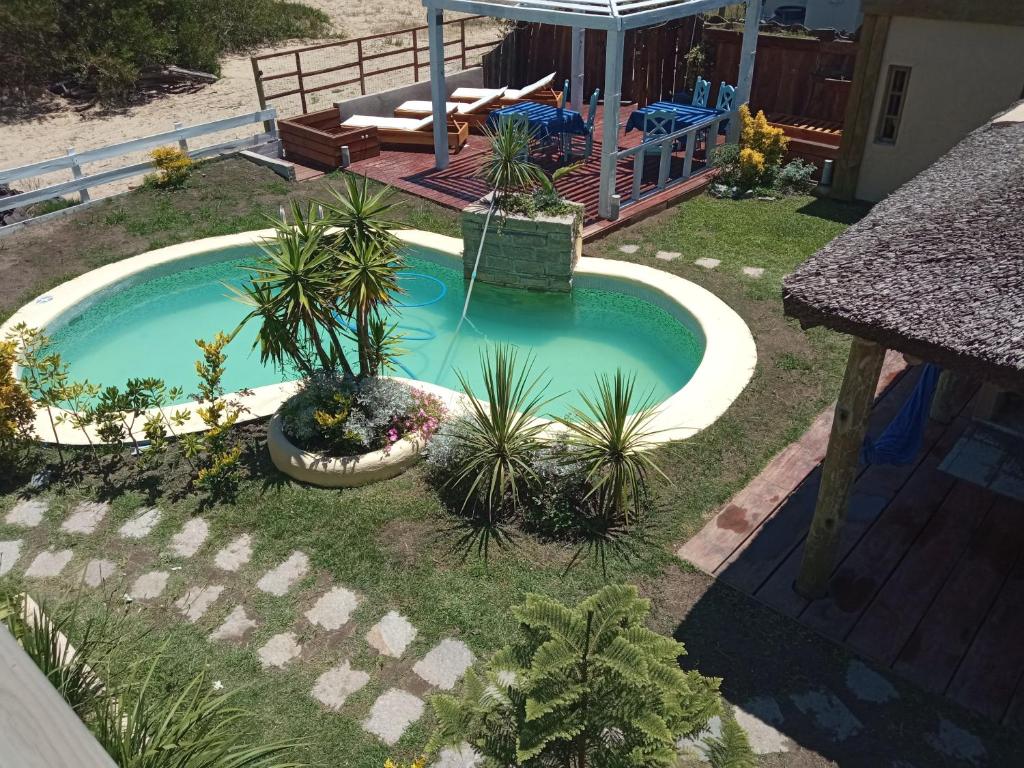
[784,103,1024,388]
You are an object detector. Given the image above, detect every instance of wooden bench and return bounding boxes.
[767,113,844,177]
[279,109,381,170]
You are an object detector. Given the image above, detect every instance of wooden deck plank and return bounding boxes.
[893,496,1024,694]
[945,553,1024,719]
[1001,672,1024,728]
[845,482,997,665]
[796,421,965,642]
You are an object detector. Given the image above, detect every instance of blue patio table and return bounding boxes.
[624,101,726,134]
[485,101,588,139]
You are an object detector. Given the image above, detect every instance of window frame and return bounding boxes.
[875,64,912,145]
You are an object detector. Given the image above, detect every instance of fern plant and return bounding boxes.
[429,584,722,768]
[706,708,756,768]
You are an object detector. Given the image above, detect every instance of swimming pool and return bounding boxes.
[4,230,756,444]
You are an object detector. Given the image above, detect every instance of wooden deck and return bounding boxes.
[345,105,717,240]
[681,356,1024,726]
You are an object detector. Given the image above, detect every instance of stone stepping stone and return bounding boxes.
[677,714,722,759]
[169,518,209,558]
[734,697,791,755]
[655,250,680,262]
[256,551,309,596]
[694,257,721,269]
[214,534,253,572]
[257,631,302,669]
[175,585,225,622]
[845,660,898,703]
[130,570,169,600]
[311,660,370,711]
[5,499,48,528]
[306,586,360,631]
[742,266,765,278]
[617,244,640,254]
[209,605,256,642]
[0,540,23,576]
[362,688,424,745]
[80,559,117,588]
[413,638,475,690]
[366,611,417,659]
[790,689,862,742]
[25,549,73,578]
[432,744,482,768]
[925,717,986,766]
[61,501,109,534]
[119,507,161,539]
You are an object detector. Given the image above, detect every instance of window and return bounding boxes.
[773,5,807,25]
[876,65,911,144]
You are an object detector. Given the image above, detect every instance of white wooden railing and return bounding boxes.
[614,112,725,212]
[0,109,278,212]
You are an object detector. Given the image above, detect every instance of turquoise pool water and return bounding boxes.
[47,244,705,414]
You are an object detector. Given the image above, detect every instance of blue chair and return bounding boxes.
[692,77,711,107]
[564,88,600,161]
[716,82,737,112]
[642,110,676,157]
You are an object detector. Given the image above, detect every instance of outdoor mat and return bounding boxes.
[939,420,1024,502]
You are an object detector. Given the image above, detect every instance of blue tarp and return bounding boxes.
[861,364,942,466]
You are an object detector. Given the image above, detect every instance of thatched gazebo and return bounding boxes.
[783,101,1024,597]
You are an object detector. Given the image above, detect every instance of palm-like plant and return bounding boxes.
[556,370,667,523]
[321,173,400,250]
[478,121,553,209]
[449,344,552,517]
[334,234,405,377]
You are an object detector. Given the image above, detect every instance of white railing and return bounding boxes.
[0,109,278,212]
[614,112,725,211]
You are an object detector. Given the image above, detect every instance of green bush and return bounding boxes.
[0,0,331,106]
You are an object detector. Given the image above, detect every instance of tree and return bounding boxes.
[430,584,723,768]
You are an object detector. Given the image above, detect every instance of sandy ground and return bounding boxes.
[0,1,499,201]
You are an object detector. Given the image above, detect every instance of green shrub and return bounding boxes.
[0,339,36,471]
[147,146,194,189]
[0,0,331,106]
[775,158,818,195]
[430,584,725,767]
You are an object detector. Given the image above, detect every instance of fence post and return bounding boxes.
[460,18,468,70]
[294,51,308,113]
[250,57,268,110]
[173,122,189,153]
[413,28,420,81]
[67,147,90,203]
[356,39,366,96]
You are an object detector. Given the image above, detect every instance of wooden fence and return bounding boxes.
[483,21,857,123]
[0,109,278,213]
[483,18,704,108]
[251,16,503,116]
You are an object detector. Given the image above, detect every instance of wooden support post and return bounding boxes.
[427,7,450,170]
[731,0,761,142]
[67,147,89,203]
[570,26,585,111]
[251,57,267,110]
[598,27,624,220]
[795,337,886,598]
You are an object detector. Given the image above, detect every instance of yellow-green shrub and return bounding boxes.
[739,104,788,169]
[149,146,193,188]
[0,339,36,466]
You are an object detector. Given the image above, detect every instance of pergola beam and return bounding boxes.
[795,337,886,598]
[597,26,624,219]
[427,8,450,169]
[570,26,586,109]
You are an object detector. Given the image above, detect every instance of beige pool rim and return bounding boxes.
[2,228,757,447]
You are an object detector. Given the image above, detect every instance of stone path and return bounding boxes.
[655,250,680,262]
[366,611,417,658]
[130,570,169,600]
[312,661,370,711]
[25,549,73,578]
[81,559,116,588]
[306,586,360,630]
[257,551,309,596]
[694,257,720,269]
[119,507,161,539]
[210,605,256,641]
[413,639,475,690]
[169,518,209,558]
[258,632,303,669]
[617,244,640,254]
[0,540,23,576]
[176,585,224,622]
[363,688,425,745]
[61,501,109,534]
[214,534,252,571]
[5,499,47,528]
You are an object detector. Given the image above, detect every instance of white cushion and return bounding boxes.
[342,115,433,131]
[506,72,555,99]
[396,101,458,114]
[450,86,502,100]
[461,87,506,113]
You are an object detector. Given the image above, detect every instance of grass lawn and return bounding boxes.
[0,158,873,765]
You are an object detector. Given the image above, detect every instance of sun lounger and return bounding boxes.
[393,90,507,132]
[339,114,469,152]
[450,73,561,107]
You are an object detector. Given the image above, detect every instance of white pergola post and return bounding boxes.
[427,7,450,169]
[598,27,625,220]
[730,0,761,141]
[570,26,586,110]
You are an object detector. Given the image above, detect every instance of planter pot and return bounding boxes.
[460,193,583,292]
[267,414,424,488]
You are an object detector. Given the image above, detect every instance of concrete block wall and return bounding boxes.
[460,200,583,292]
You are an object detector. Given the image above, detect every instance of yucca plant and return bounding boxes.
[321,172,400,250]
[229,216,354,378]
[478,121,553,209]
[90,656,304,768]
[556,370,667,524]
[449,344,552,518]
[429,584,723,768]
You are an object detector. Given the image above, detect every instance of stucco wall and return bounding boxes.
[856,16,1024,201]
